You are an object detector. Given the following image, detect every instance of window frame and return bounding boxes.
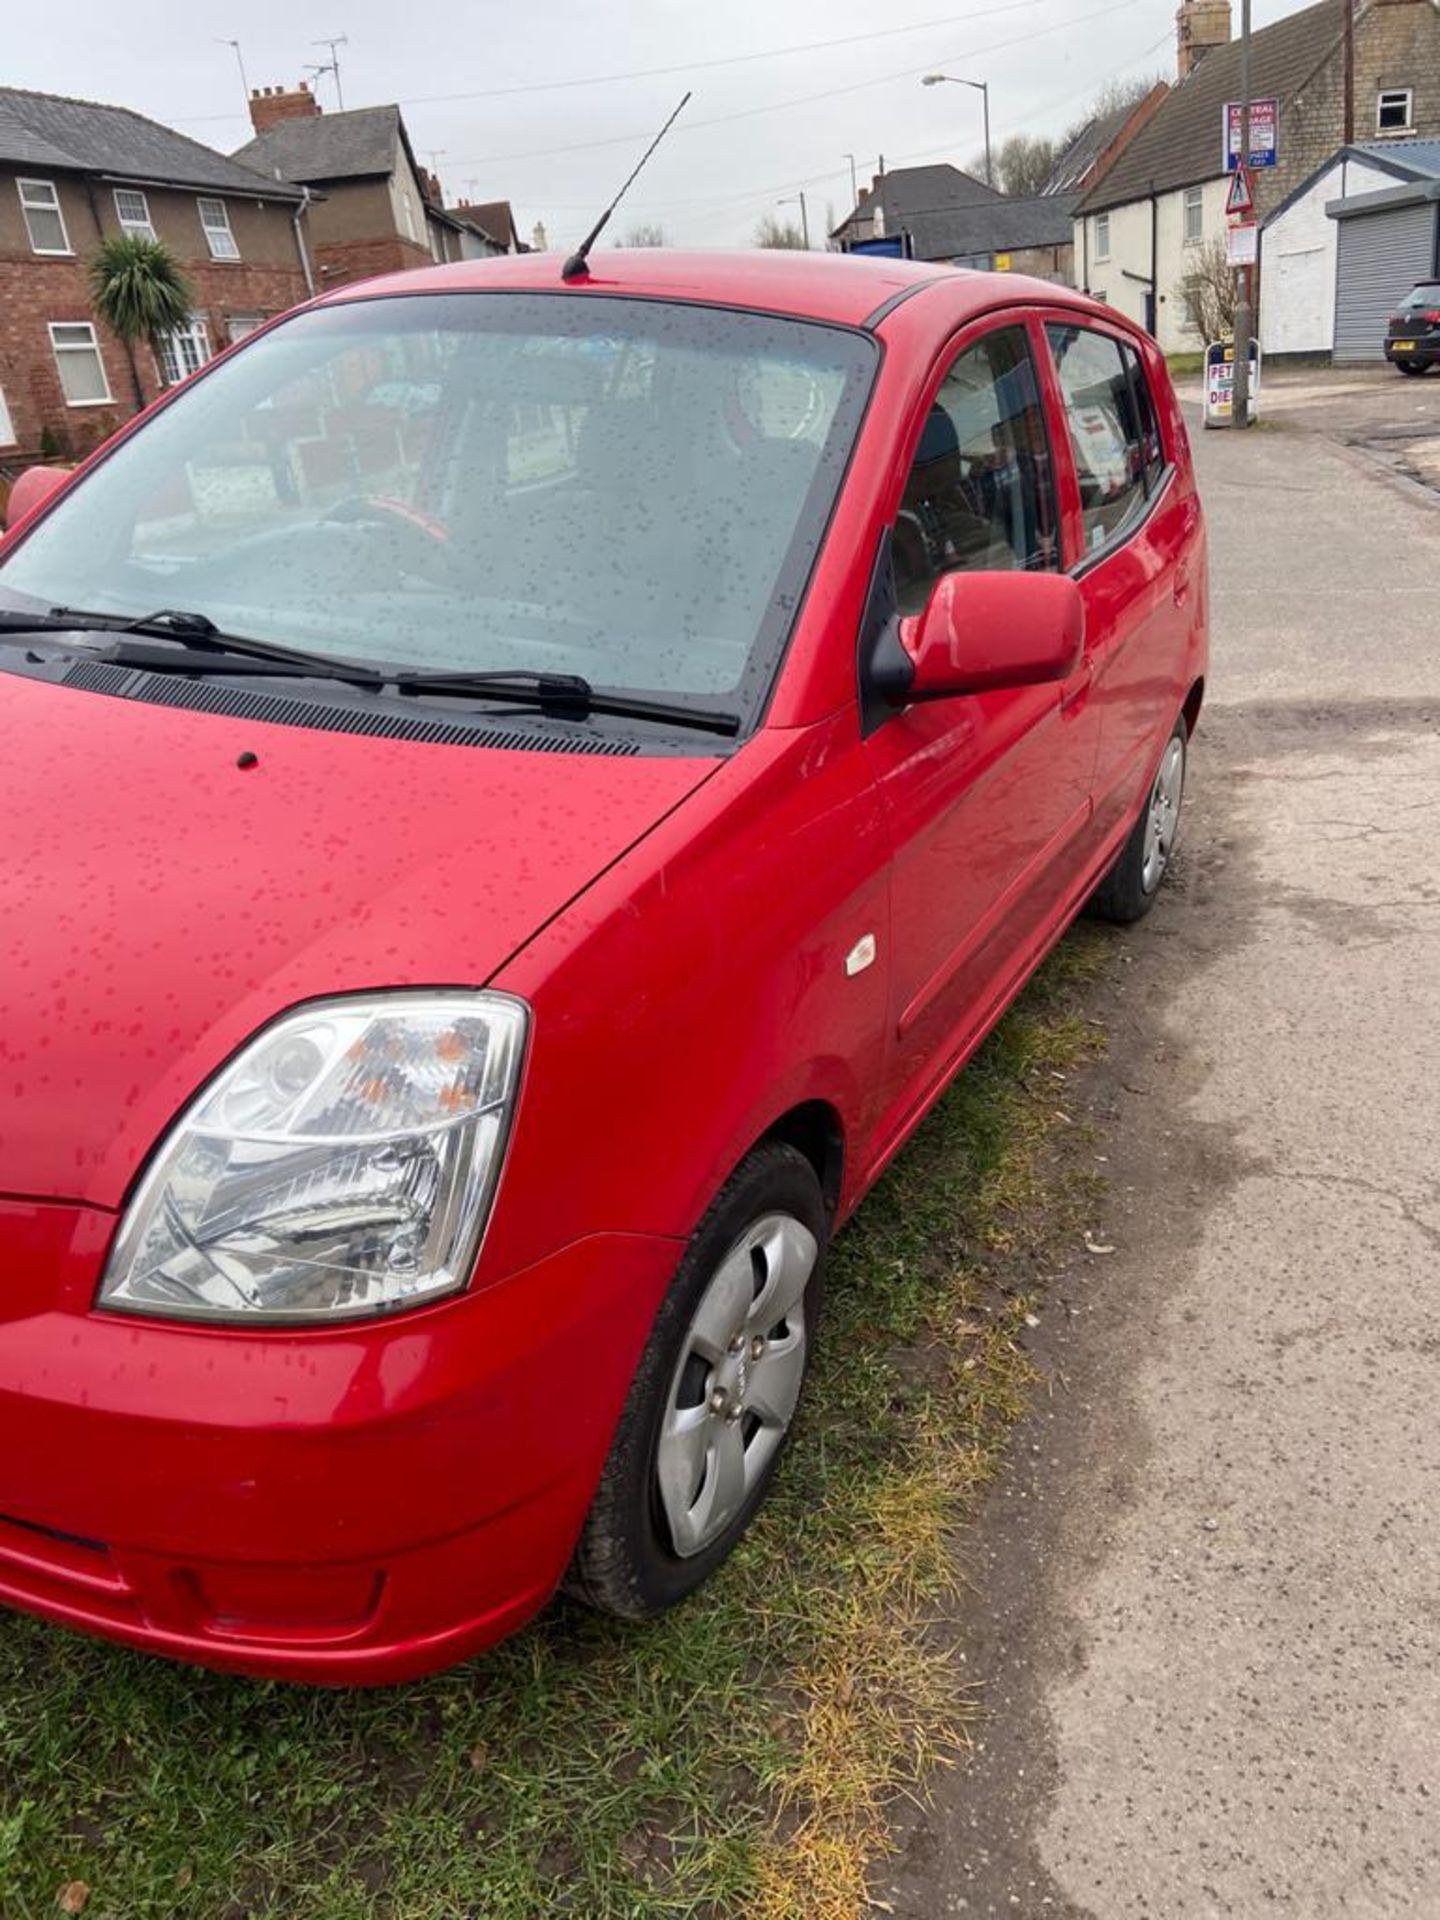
[48,321,113,407]
[113,187,157,241]
[18,177,72,256]
[1183,185,1204,248]
[1376,88,1413,134]
[1035,312,1175,575]
[155,314,213,388]
[887,312,1065,615]
[0,384,14,447]
[197,196,240,260]
[1094,211,1111,262]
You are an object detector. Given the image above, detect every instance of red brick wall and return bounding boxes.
[313,233,434,291]
[0,170,309,461]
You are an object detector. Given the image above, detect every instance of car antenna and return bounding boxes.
[561,91,691,282]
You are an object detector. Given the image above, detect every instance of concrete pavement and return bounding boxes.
[879,393,1440,1916]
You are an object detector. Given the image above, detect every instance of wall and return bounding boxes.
[298,176,431,289]
[0,166,308,457]
[1261,153,1398,355]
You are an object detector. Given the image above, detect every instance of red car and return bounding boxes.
[0,251,1205,1683]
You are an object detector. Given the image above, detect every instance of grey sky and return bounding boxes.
[8,0,1303,247]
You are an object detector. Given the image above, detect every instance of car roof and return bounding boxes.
[315,248,1090,331]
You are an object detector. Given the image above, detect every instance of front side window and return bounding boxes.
[1183,186,1204,246]
[18,178,70,254]
[114,188,157,241]
[1377,88,1413,133]
[1046,324,1150,554]
[0,293,876,721]
[157,316,213,387]
[893,325,1059,615]
[48,322,111,405]
[1095,212,1111,260]
[198,198,239,260]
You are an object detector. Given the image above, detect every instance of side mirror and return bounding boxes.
[895,569,1085,702]
[3,464,70,533]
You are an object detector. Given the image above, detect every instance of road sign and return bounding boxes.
[1226,222,1258,266]
[1224,98,1278,170]
[1225,165,1254,216]
[994,251,1013,271]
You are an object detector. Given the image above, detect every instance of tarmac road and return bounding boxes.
[878,383,1440,1918]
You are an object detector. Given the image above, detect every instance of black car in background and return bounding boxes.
[1386,281,1440,373]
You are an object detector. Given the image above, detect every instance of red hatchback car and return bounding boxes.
[0,251,1205,1683]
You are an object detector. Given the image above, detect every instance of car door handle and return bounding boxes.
[1060,659,1093,713]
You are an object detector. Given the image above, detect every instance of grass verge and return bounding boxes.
[0,931,1110,1920]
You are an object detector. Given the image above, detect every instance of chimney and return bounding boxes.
[248,81,322,136]
[1176,0,1232,77]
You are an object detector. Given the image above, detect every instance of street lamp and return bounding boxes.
[777,192,810,249]
[922,73,992,190]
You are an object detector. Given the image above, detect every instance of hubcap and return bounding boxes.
[1141,735,1185,894]
[656,1213,817,1559]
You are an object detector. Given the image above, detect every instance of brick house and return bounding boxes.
[0,86,311,462]
[1072,0,1440,351]
[233,88,471,289]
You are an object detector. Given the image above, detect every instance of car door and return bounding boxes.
[1040,318,1200,849]
[863,314,1100,1156]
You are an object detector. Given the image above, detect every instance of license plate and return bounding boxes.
[1393,340,1416,352]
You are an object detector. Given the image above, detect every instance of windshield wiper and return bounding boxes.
[391,668,741,737]
[0,607,385,688]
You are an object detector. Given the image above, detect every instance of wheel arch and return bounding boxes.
[756,1100,846,1222]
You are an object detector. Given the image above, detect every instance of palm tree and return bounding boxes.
[88,233,195,411]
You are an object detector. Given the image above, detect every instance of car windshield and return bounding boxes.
[1399,284,1440,311]
[0,292,876,714]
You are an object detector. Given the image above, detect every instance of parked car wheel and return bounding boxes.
[569,1142,827,1619]
[1089,717,1187,924]
[1396,361,1427,376]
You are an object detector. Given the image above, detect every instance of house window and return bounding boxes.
[1095,212,1111,260]
[198,198,240,260]
[226,314,265,344]
[18,179,71,255]
[1183,186,1204,246]
[157,317,212,387]
[49,323,112,405]
[1377,89,1413,134]
[114,188,157,241]
[0,386,14,446]
[401,190,419,242]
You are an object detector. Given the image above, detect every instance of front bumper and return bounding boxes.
[0,1200,680,1683]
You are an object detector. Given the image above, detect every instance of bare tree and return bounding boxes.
[754,214,805,249]
[1176,239,1236,343]
[1057,72,1168,157]
[994,133,1059,197]
[621,222,668,247]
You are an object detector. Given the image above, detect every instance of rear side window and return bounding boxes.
[1046,324,1150,555]
[893,324,1059,615]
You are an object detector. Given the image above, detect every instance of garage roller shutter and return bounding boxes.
[1334,205,1437,361]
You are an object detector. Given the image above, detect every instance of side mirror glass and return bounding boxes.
[3,465,70,533]
[896,569,1085,702]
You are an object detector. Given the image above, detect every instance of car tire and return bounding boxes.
[1397,361,1425,376]
[567,1142,827,1621]
[1089,716,1188,925]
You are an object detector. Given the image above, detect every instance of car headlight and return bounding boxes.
[98,993,528,1324]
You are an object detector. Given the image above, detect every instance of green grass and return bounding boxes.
[1165,351,1206,378]
[0,931,1111,1920]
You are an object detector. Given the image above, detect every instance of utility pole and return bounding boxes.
[778,192,810,248]
[844,153,859,210]
[1343,0,1356,143]
[1232,0,1254,430]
